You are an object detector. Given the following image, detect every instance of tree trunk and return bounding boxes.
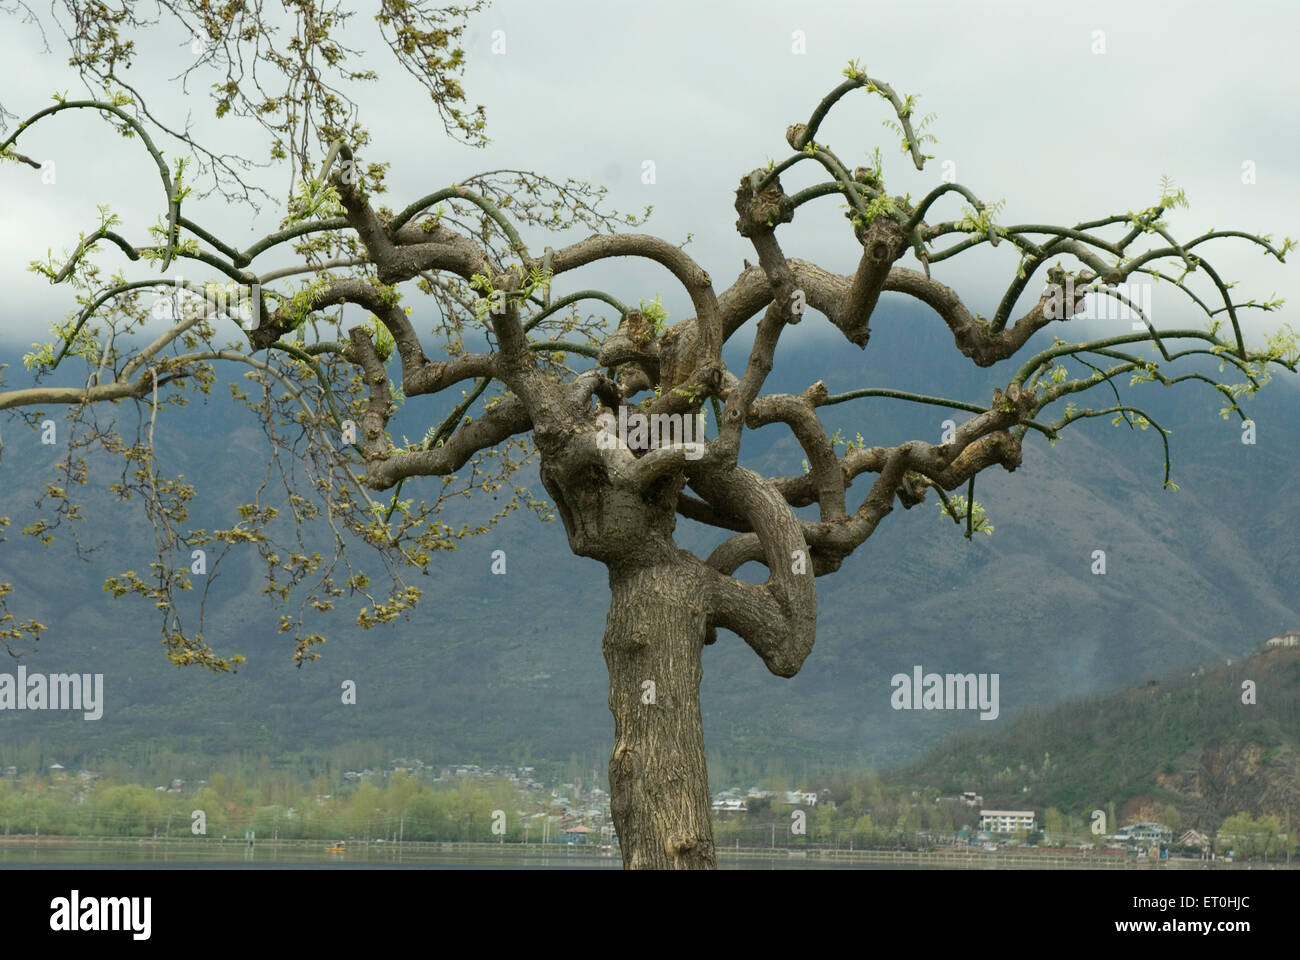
[603,555,716,869]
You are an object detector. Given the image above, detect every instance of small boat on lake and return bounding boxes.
[325,841,346,853]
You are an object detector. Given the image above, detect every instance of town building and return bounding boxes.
[979,809,1037,834]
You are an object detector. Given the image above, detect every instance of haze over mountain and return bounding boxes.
[2,300,1297,773]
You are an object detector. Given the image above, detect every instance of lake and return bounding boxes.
[3,838,1254,869]
[0,839,934,869]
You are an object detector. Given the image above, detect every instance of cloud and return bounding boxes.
[1,0,1294,347]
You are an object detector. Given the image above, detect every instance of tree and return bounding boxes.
[1216,812,1253,857]
[1162,803,1182,835]
[852,814,875,847]
[2,10,1296,869]
[1250,814,1281,861]
[1043,806,1063,842]
[811,807,835,845]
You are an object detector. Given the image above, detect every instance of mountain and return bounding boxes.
[1,299,1297,775]
[892,644,1300,828]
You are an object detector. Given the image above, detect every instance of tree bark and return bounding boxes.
[603,555,716,869]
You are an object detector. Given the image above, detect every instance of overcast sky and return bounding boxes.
[1,0,1296,357]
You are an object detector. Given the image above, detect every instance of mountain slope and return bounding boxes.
[1,300,1297,772]
[893,645,1300,828]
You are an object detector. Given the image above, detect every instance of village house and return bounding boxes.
[1264,630,1300,648]
[1111,822,1173,844]
[561,825,590,845]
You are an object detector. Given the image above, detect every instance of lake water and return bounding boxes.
[10,840,1242,869]
[0,840,926,869]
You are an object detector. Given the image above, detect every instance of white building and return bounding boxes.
[1112,822,1173,844]
[979,809,1036,834]
[1265,630,1300,648]
[711,798,748,812]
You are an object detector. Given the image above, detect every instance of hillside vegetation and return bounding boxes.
[895,646,1300,828]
